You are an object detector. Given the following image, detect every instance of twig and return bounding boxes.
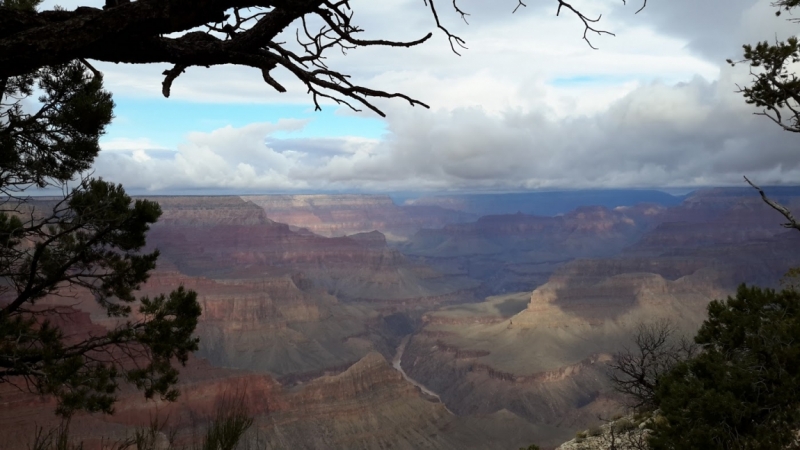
[744,175,800,231]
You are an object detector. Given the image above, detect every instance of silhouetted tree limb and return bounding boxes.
[744,175,800,231]
[0,29,202,415]
[0,0,647,116]
[556,0,614,50]
[608,319,697,411]
[731,2,800,132]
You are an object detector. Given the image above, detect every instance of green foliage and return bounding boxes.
[202,393,254,450]
[1,0,42,11]
[731,1,800,132]
[518,445,541,450]
[781,266,800,290]
[612,418,636,433]
[0,58,201,417]
[28,394,255,450]
[0,60,114,190]
[30,420,84,450]
[587,425,603,437]
[649,284,800,450]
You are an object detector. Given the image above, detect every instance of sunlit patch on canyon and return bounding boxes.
[3,188,800,449]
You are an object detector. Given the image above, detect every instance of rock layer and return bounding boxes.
[401,205,663,294]
[245,194,475,241]
[0,353,565,450]
[400,189,800,439]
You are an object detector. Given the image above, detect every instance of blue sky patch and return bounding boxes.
[103,98,387,149]
[549,75,631,87]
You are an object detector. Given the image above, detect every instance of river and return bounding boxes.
[392,335,453,414]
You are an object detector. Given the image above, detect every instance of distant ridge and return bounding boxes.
[686,185,800,201]
[407,190,685,216]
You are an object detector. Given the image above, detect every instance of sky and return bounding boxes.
[39,0,800,194]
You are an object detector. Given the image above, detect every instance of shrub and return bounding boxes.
[587,426,603,437]
[612,419,636,433]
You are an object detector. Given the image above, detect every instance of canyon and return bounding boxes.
[245,194,476,241]
[3,188,800,449]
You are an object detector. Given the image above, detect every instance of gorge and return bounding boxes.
[3,188,800,449]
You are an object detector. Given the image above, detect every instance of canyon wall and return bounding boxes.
[399,189,800,437]
[7,189,800,449]
[401,204,665,294]
[140,197,480,379]
[148,196,477,302]
[1,352,564,450]
[245,194,475,241]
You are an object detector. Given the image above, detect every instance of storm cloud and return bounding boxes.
[43,0,800,192]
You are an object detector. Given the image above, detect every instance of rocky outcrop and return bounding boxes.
[556,412,654,450]
[0,353,564,450]
[258,352,569,449]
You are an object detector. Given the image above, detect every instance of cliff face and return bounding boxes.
[400,269,711,430]
[256,351,570,450]
[405,206,658,257]
[7,189,800,450]
[401,204,663,294]
[0,353,564,450]
[400,190,800,438]
[137,271,371,376]
[139,197,479,378]
[148,196,477,303]
[245,194,475,241]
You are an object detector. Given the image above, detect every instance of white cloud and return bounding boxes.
[93,63,800,192]
[100,137,166,152]
[40,0,718,114]
[37,0,800,192]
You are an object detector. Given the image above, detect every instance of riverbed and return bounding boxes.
[392,335,453,414]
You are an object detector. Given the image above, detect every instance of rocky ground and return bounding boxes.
[556,412,655,450]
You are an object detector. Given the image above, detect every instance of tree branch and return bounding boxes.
[0,0,647,114]
[744,175,800,231]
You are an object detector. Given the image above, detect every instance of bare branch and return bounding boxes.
[744,175,800,231]
[0,0,647,115]
[622,0,648,14]
[608,319,696,411]
[556,0,615,50]
[424,0,467,55]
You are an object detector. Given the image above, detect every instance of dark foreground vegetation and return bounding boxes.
[30,392,254,450]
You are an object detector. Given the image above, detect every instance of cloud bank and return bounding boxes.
[64,0,800,192]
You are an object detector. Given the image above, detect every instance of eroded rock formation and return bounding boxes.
[245,194,475,241]
[399,189,800,439]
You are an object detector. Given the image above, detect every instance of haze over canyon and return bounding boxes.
[3,187,799,449]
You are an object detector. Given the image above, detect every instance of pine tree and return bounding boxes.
[0,0,201,417]
[649,284,800,450]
